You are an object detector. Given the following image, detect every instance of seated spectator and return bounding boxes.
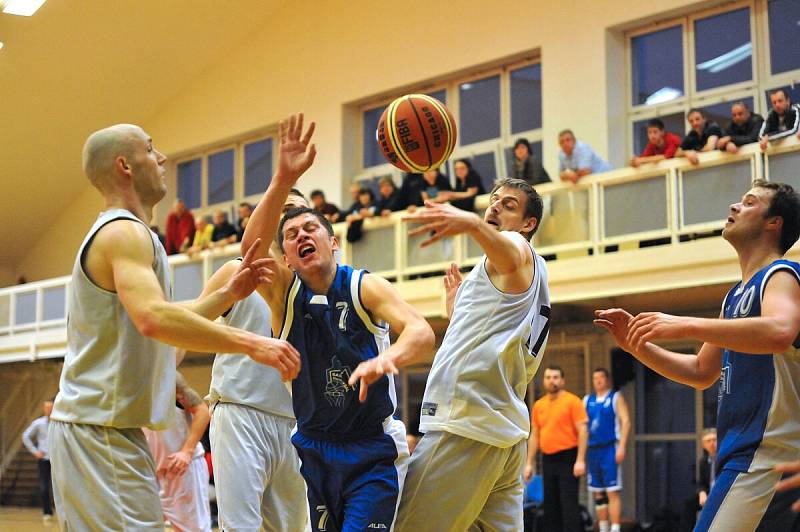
[512,138,550,185]
[675,109,722,165]
[165,198,195,255]
[187,215,214,256]
[420,168,453,203]
[759,89,800,151]
[345,187,377,243]
[393,169,451,212]
[341,183,365,219]
[679,428,717,532]
[211,210,238,247]
[345,187,376,223]
[310,189,341,223]
[235,202,252,241]
[630,119,683,167]
[374,177,400,217]
[435,159,485,212]
[393,172,426,212]
[557,129,612,183]
[149,225,166,248]
[717,101,764,154]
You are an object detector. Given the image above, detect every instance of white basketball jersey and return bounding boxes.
[419,231,550,448]
[207,289,294,419]
[52,209,176,429]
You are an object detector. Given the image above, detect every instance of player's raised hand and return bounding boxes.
[275,113,316,187]
[627,312,690,353]
[403,200,481,248]
[348,354,399,402]
[225,238,278,300]
[248,337,301,381]
[593,308,635,352]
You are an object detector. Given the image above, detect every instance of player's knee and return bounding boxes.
[594,493,609,507]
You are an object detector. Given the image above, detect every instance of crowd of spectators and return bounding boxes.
[162,90,800,257]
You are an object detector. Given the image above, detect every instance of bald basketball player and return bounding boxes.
[48,123,301,530]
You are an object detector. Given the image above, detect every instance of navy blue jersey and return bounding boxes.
[584,391,619,447]
[279,265,395,441]
[718,259,800,472]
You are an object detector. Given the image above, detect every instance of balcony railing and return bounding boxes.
[1,136,798,362]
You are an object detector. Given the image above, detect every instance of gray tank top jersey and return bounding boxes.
[51,209,176,430]
[207,289,294,419]
[419,231,550,448]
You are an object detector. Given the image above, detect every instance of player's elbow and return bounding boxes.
[694,372,719,391]
[769,325,797,353]
[130,303,168,339]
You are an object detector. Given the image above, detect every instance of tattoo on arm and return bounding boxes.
[176,372,203,409]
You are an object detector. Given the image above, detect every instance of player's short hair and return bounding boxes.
[277,207,334,253]
[646,118,665,131]
[544,365,564,377]
[489,177,544,240]
[753,180,800,253]
[593,367,610,379]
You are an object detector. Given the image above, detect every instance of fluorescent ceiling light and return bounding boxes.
[2,0,47,16]
[645,87,683,106]
[696,43,752,73]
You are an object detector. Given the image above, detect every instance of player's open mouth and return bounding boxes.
[727,216,734,224]
[299,243,316,258]
[487,219,500,228]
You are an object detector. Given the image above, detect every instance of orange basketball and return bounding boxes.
[376,94,457,173]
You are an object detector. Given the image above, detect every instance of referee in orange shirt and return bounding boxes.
[525,365,589,532]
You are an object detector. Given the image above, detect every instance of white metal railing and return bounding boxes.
[0,137,798,353]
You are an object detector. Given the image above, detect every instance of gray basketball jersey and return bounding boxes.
[419,231,550,448]
[51,209,176,429]
[207,290,294,419]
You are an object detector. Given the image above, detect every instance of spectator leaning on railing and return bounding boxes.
[374,176,400,217]
[630,118,683,167]
[211,210,238,248]
[187,215,214,256]
[759,88,800,151]
[309,189,341,223]
[444,158,485,212]
[717,101,764,154]
[675,109,722,165]
[512,138,550,185]
[557,129,612,183]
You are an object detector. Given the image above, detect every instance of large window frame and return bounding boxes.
[354,56,543,188]
[172,133,278,221]
[625,0,800,158]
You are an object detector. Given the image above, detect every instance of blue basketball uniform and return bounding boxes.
[696,259,800,531]
[279,265,408,532]
[584,391,621,491]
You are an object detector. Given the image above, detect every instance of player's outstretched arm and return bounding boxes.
[242,113,316,262]
[625,272,800,355]
[404,201,532,287]
[163,373,210,480]
[347,273,435,402]
[594,308,723,389]
[97,221,300,380]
